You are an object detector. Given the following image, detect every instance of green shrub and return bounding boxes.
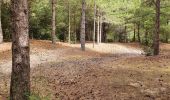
[40,33,51,40]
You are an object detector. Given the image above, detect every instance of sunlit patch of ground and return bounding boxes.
[0,40,170,100]
[63,42,143,55]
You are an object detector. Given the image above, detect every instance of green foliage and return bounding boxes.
[29,0,52,39]
[1,1,11,41]
[29,93,51,100]
[28,0,82,41]
[160,25,170,43]
[1,0,170,43]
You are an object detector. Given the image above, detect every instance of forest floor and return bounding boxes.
[0,40,170,100]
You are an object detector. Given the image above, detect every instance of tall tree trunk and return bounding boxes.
[153,0,160,55]
[97,14,99,44]
[68,0,71,44]
[145,29,148,46]
[80,0,86,51]
[74,12,77,43]
[133,23,136,42]
[124,25,127,43]
[99,15,102,43]
[10,0,30,100]
[87,27,91,41]
[0,0,3,43]
[165,20,169,43]
[102,22,107,42]
[93,0,96,47]
[51,0,56,44]
[137,23,141,43]
[28,0,33,40]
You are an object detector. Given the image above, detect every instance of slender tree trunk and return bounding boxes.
[75,24,77,43]
[145,29,148,46]
[97,14,99,44]
[102,22,107,42]
[80,0,86,51]
[99,15,102,43]
[93,0,96,47]
[133,23,136,42]
[68,0,71,44]
[124,25,127,43]
[10,0,30,99]
[153,0,160,55]
[137,23,141,43]
[165,20,169,43]
[28,0,33,40]
[51,0,56,44]
[74,12,77,43]
[87,27,91,41]
[0,0,3,43]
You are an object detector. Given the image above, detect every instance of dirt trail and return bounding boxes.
[0,41,170,100]
[0,41,143,74]
[64,43,143,55]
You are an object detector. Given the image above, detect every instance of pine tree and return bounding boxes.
[0,0,3,43]
[10,0,30,99]
[51,0,57,44]
[153,0,160,55]
[80,0,86,51]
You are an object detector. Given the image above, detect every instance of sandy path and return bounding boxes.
[0,42,143,74]
[1,41,170,100]
[0,49,65,73]
[63,43,143,55]
[0,43,11,52]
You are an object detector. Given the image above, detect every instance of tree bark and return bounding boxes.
[153,0,160,55]
[102,22,107,42]
[137,23,141,43]
[10,0,30,100]
[145,29,148,46]
[97,14,99,44]
[165,20,169,43]
[0,0,3,43]
[68,0,71,44]
[133,23,136,42]
[51,0,56,44]
[99,16,103,43]
[80,0,86,51]
[93,0,96,47]
[74,12,77,43]
[124,25,127,43]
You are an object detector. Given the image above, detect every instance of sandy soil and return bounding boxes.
[0,41,142,74]
[0,40,170,100]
